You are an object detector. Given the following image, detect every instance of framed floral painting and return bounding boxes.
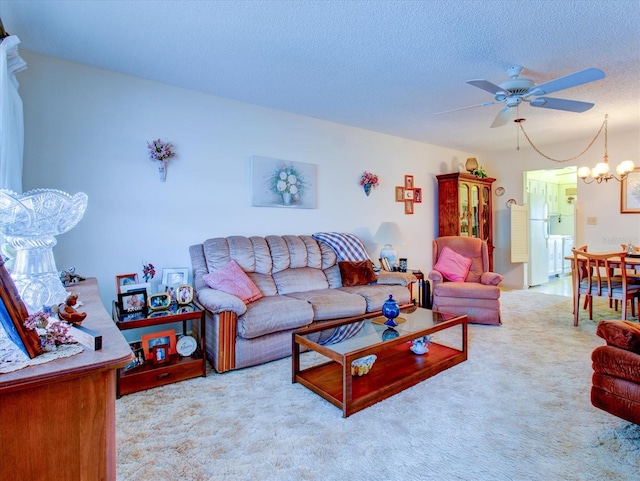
[621,167,640,213]
[251,156,317,208]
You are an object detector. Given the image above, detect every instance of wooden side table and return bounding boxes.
[112,302,206,397]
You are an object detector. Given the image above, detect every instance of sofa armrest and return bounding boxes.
[592,345,640,384]
[196,287,248,317]
[480,272,504,286]
[376,271,417,287]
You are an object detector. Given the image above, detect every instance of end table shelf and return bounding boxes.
[112,301,207,397]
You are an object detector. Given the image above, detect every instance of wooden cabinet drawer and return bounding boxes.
[118,356,203,396]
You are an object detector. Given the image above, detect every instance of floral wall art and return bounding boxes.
[250,156,317,208]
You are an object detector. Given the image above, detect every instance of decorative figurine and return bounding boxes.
[57,294,87,325]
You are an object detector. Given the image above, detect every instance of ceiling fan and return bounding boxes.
[437,66,605,128]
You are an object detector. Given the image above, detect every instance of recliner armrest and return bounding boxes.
[428,270,444,285]
[480,272,504,286]
[196,287,248,316]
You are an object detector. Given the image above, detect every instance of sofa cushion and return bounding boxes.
[338,260,376,287]
[433,246,472,282]
[340,284,411,312]
[434,281,500,300]
[237,295,314,339]
[273,267,329,295]
[202,260,264,304]
[285,289,367,320]
[596,320,640,354]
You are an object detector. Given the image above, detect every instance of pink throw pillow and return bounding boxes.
[433,246,472,282]
[202,260,263,304]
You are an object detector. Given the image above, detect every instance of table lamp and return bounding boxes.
[373,222,404,268]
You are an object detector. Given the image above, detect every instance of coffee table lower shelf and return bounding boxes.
[294,341,466,417]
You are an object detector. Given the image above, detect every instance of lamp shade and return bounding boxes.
[373,222,404,245]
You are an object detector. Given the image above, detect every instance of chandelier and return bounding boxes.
[517,114,635,183]
[577,115,635,183]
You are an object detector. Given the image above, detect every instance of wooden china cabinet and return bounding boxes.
[436,172,496,271]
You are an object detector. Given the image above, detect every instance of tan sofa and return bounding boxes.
[189,234,414,372]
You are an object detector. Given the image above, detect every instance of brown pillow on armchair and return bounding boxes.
[338,260,377,287]
[596,320,640,354]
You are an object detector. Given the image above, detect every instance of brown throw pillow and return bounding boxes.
[596,320,640,354]
[338,260,377,287]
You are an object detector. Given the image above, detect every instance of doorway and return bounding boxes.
[524,167,577,287]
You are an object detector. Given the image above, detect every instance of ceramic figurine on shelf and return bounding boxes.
[57,294,87,325]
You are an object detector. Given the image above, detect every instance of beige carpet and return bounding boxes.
[116,290,640,480]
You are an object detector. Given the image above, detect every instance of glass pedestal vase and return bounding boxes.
[0,189,88,313]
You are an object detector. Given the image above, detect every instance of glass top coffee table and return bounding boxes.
[292,307,467,417]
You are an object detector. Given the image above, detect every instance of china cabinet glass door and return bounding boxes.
[459,183,469,236]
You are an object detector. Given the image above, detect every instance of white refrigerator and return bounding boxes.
[528,192,549,286]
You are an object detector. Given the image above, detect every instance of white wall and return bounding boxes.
[482,128,640,288]
[18,52,473,306]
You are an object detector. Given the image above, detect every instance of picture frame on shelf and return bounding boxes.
[176,284,193,305]
[0,260,43,359]
[395,186,405,202]
[621,167,640,213]
[123,341,145,371]
[161,268,190,287]
[115,273,139,294]
[404,175,414,190]
[120,282,151,295]
[151,344,170,365]
[147,292,171,311]
[414,188,422,203]
[141,329,177,360]
[118,289,148,314]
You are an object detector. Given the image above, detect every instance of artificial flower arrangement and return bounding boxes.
[360,171,380,196]
[24,308,74,352]
[142,262,155,283]
[472,166,488,178]
[270,164,306,201]
[147,138,176,162]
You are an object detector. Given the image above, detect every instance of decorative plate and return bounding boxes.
[506,198,517,208]
[176,335,197,356]
[495,186,505,196]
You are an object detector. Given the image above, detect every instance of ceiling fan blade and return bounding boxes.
[434,101,500,115]
[490,107,513,128]
[466,79,505,95]
[527,67,605,96]
[529,97,595,112]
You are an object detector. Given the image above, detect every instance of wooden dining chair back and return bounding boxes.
[572,249,640,326]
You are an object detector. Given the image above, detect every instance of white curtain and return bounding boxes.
[0,35,26,193]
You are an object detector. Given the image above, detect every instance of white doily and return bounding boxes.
[0,328,83,374]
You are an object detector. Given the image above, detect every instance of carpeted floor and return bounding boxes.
[115,289,640,480]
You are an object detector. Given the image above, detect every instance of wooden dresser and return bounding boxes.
[0,278,132,481]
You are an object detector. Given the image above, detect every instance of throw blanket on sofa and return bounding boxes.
[312,232,370,261]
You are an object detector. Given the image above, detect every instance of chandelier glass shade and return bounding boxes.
[577,115,635,184]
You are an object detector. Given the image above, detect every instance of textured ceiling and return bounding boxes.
[1,0,639,154]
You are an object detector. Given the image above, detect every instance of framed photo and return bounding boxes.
[121,282,151,295]
[404,189,414,200]
[118,289,148,314]
[404,175,414,190]
[379,257,392,271]
[123,341,145,371]
[395,186,405,202]
[116,273,139,294]
[414,187,423,203]
[405,200,414,215]
[151,344,171,365]
[176,284,193,305]
[621,167,640,213]
[0,260,43,358]
[141,329,177,360]
[161,268,189,287]
[148,292,171,311]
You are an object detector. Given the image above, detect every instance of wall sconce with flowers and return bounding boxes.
[360,171,379,196]
[147,138,176,182]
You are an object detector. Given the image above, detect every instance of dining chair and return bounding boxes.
[572,249,640,326]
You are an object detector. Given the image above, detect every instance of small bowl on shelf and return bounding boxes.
[351,354,377,376]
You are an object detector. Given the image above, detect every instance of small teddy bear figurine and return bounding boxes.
[57,294,87,325]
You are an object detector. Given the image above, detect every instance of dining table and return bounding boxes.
[565,252,640,323]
